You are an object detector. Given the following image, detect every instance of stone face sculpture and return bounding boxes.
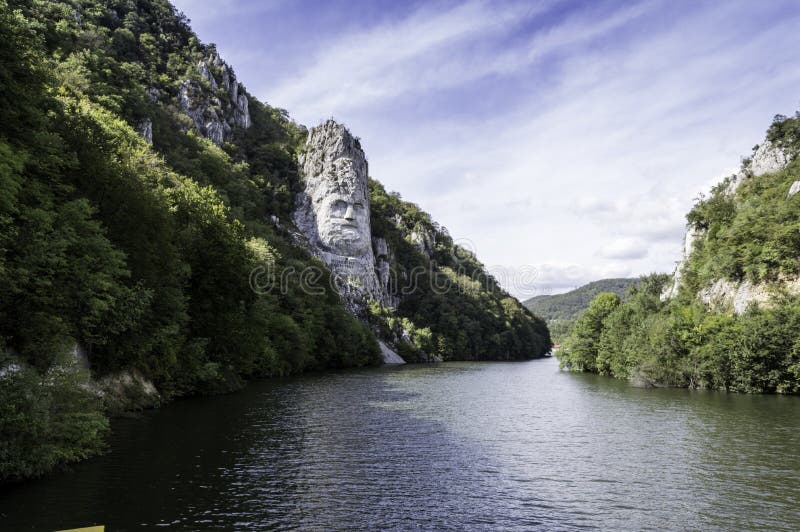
[303,156,371,257]
[293,120,387,307]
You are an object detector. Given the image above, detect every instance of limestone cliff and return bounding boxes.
[292,122,405,363]
[177,52,251,145]
[660,226,702,301]
[662,131,800,312]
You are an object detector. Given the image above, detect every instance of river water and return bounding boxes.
[2,357,799,530]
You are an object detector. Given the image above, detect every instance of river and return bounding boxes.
[1,357,799,530]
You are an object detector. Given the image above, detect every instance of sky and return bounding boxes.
[172,0,800,298]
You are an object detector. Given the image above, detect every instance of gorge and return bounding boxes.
[0,0,548,483]
[3,2,800,530]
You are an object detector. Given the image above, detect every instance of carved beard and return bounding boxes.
[319,225,367,256]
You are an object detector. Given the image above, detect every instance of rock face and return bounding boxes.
[67,343,160,412]
[373,237,399,308]
[136,118,153,144]
[145,86,160,103]
[750,140,789,176]
[724,141,789,195]
[379,340,406,364]
[698,277,800,314]
[293,121,404,363]
[661,226,703,301]
[178,52,251,145]
[293,120,392,309]
[93,369,161,414]
[409,229,435,257]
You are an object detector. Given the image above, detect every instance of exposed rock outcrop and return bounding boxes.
[68,343,160,412]
[379,340,406,364]
[724,141,789,195]
[750,140,789,176]
[293,120,396,312]
[93,369,161,414]
[373,237,400,308]
[410,229,435,257]
[145,86,160,103]
[663,139,796,310]
[0,362,21,378]
[71,343,90,370]
[660,226,703,301]
[177,52,251,145]
[699,277,800,314]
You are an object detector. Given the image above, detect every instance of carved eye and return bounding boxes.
[333,200,348,210]
[353,202,364,210]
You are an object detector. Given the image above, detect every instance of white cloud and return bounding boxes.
[346,0,800,296]
[265,0,544,119]
[264,1,666,124]
[598,238,649,260]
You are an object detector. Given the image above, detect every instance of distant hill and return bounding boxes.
[524,278,639,322]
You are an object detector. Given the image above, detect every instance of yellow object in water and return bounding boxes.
[56,527,104,532]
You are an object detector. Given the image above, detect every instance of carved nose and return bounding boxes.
[344,205,355,221]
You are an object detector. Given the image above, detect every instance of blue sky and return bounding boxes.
[173,0,800,297]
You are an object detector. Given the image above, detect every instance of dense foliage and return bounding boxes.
[559,113,800,394]
[558,292,622,372]
[524,278,638,342]
[368,181,551,362]
[1,0,548,481]
[0,0,381,482]
[560,276,800,393]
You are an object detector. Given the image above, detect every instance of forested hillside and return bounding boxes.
[524,278,638,321]
[558,113,800,394]
[0,0,548,482]
[369,181,550,362]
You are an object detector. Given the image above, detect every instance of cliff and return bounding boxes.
[292,120,387,309]
[177,51,251,145]
[662,123,800,312]
[558,111,800,394]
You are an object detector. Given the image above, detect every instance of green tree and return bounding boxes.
[560,293,621,372]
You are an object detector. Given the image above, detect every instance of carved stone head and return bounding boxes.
[300,121,371,257]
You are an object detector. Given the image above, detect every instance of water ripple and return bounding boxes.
[1,359,800,530]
